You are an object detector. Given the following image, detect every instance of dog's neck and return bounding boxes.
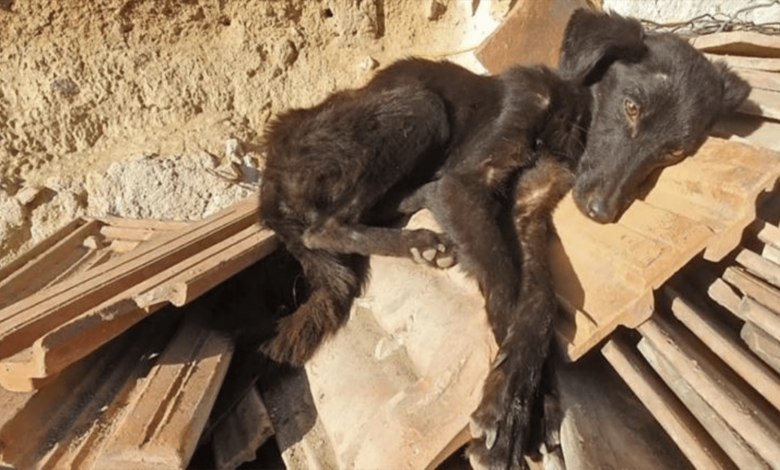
[533,75,593,172]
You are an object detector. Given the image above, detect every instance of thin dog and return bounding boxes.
[259,9,749,469]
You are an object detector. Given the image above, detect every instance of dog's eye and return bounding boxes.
[664,148,685,161]
[624,99,640,121]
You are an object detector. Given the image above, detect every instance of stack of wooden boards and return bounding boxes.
[0,199,279,469]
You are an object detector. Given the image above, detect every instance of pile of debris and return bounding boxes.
[2,5,780,470]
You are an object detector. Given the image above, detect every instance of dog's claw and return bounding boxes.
[485,428,498,450]
[422,248,437,261]
[437,243,446,252]
[436,255,455,268]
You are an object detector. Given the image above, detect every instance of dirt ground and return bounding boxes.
[0,0,514,266]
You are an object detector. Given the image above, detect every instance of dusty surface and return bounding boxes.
[0,0,513,266]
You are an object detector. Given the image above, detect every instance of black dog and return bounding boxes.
[259,9,749,469]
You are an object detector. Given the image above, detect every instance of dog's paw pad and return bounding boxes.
[422,248,437,261]
[436,255,455,268]
[410,247,425,264]
[406,230,456,269]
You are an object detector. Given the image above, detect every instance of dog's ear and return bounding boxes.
[558,9,647,85]
[713,61,751,115]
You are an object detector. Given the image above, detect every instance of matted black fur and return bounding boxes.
[259,9,749,470]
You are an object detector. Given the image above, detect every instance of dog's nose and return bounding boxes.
[586,198,610,223]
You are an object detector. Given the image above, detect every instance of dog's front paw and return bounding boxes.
[406,229,456,269]
[467,351,539,470]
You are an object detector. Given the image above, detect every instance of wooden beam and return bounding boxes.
[602,337,734,470]
[739,297,780,341]
[706,54,780,72]
[638,316,780,467]
[738,88,780,121]
[707,277,744,320]
[664,286,780,413]
[0,217,86,283]
[723,267,780,314]
[0,197,259,360]
[95,314,233,470]
[0,219,101,310]
[691,31,780,57]
[0,224,276,385]
[734,68,780,93]
[742,322,780,375]
[91,216,192,231]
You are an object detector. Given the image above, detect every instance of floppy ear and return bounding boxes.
[712,61,751,115]
[558,9,647,85]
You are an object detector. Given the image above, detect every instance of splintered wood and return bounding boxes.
[0,197,276,392]
[551,137,780,360]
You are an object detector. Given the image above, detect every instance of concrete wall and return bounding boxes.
[602,0,780,24]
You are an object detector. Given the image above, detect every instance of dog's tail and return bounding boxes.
[260,245,368,367]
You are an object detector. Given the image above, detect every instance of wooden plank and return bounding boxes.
[707,278,744,320]
[99,225,156,242]
[735,68,780,93]
[763,244,780,266]
[0,197,259,360]
[638,316,780,467]
[602,338,735,470]
[551,137,780,360]
[637,332,770,470]
[43,247,106,289]
[557,353,700,470]
[92,216,192,231]
[738,88,780,121]
[756,220,780,248]
[742,322,780,375]
[713,113,780,153]
[706,54,780,72]
[95,315,233,470]
[263,210,496,470]
[664,286,780,413]
[723,267,780,314]
[739,297,780,341]
[109,239,141,253]
[475,0,589,73]
[133,227,278,308]
[1,224,275,384]
[0,217,85,283]
[0,219,101,310]
[0,312,180,470]
[212,386,274,470]
[739,250,780,295]
[691,31,780,57]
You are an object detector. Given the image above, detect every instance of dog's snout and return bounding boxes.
[586,197,611,223]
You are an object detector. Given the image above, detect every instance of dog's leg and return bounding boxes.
[396,180,439,214]
[467,159,573,470]
[260,244,368,366]
[429,173,523,341]
[302,218,456,268]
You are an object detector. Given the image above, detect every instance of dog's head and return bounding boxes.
[559,9,750,224]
